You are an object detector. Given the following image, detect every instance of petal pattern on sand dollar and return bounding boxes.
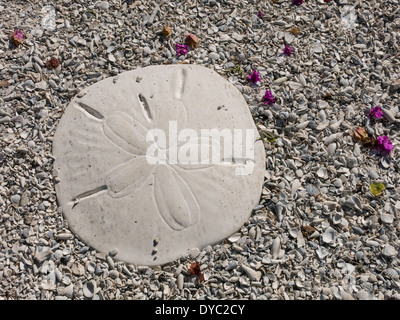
[103,112,149,155]
[105,156,153,198]
[154,165,200,230]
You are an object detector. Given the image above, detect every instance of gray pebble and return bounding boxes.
[106,255,115,269]
[64,284,74,298]
[383,244,397,257]
[83,280,96,298]
[10,194,21,205]
[369,169,379,179]
[177,274,184,290]
[209,52,220,61]
[109,270,119,279]
[333,179,343,188]
[96,1,109,10]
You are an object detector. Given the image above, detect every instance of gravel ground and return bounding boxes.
[1,0,400,300]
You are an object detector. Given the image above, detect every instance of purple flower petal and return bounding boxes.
[369,106,384,119]
[262,90,274,105]
[376,136,394,154]
[257,10,264,17]
[247,70,261,84]
[293,0,303,5]
[282,44,294,56]
[175,44,189,57]
[13,29,24,40]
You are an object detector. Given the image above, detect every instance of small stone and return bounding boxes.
[226,261,238,271]
[64,284,74,298]
[106,255,115,269]
[298,74,307,86]
[108,53,116,63]
[209,52,220,60]
[35,81,48,90]
[56,233,74,240]
[271,237,281,259]
[240,264,261,281]
[20,191,30,206]
[231,32,243,41]
[177,274,184,290]
[380,213,394,224]
[109,270,119,279]
[10,194,21,205]
[342,291,355,300]
[287,81,302,90]
[97,1,109,10]
[369,168,379,179]
[316,246,329,259]
[71,262,85,276]
[274,77,287,84]
[188,248,200,259]
[108,248,119,257]
[327,143,336,156]
[383,244,397,257]
[83,280,97,298]
[219,34,232,42]
[34,249,52,263]
[322,227,336,244]
[333,179,343,188]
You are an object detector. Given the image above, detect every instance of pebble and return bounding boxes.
[209,52,220,61]
[83,280,97,299]
[71,262,85,276]
[333,179,343,188]
[34,249,52,263]
[369,169,379,179]
[106,256,115,269]
[96,1,109,10]
[177,274,184,290]
[64,284,74,298]
[109,270,119,279]
[10,194,21,205]
[271,237,281,259]
[380,213,393,224]
[322,228,336,244]
[383,244,397,258]
[56,233,74,240]
[240,264,260,281]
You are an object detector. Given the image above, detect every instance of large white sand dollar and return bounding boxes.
[53,64,265,265]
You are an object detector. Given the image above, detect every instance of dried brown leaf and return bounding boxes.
[161,24,172,38]
[301,225,317,238]
[0,80,10,88]
[290,27,300,35]
[352,127,376,147]
[353,127,369,141]
[190,262,204,282]
[45,57,61,70]
[185,34,199,49]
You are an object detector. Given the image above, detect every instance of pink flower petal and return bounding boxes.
[263,90,274,105]
[175,44,189,57]
[247,70,261,84]
[376,136,394,154]
[283,44,294,56]
[369,106,384,119]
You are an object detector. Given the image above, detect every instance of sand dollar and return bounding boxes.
[53,65,265,265]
